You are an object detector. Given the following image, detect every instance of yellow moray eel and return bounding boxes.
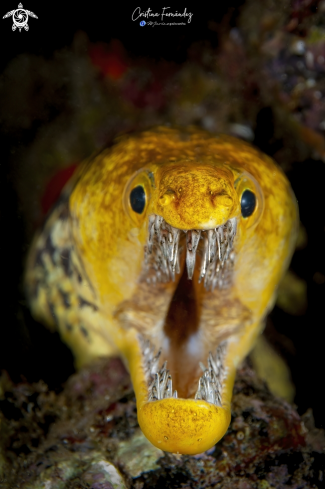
[25,127,298,455]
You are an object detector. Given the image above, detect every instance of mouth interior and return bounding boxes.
[142,215,236,405]
[163,258,201,398]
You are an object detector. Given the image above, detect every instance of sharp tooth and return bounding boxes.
[160,370,168,399]
[232,218,237,237]
[199,233,209,283]
[218,225,224,242]
[150,350,162,375]
[208,352,217,374]
[217,224,229,264]
[169,267,175,282]
[216,229,221,261]
[220,241,226,264]
[207,229,217,263]
[161,361,167,372]
[194,343,227,406]
[186,230,201,279]
[155,372,160,400]
[228,217,236,238]
[173,390,178,398]
[169,228,180,267]
[148,215,156,253]
[169,231,180,281]
[154,215,163,231]
[159,230,168,259]
[166,377,172,398]
[199,361,207,372]
[175,250,180,274]
[145,214,236,290]
[166,230,174,263]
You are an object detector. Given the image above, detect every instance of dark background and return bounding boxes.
[0,1,324,429]
[0,2,243,69]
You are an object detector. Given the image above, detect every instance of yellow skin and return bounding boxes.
[25,127,298,455]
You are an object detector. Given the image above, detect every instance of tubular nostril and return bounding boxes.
[159,189,176,207]
[212,194,233,208]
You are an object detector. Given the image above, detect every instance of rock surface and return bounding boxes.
[1,357,324,488]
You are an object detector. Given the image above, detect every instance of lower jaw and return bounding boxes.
[138,397,231,455]
[120,328,232,455]
[116,216,238,454]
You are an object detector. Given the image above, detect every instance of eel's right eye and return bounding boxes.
[130,186,146,214]
[124,169,152,225]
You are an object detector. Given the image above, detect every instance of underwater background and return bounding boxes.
[0,1,324,487]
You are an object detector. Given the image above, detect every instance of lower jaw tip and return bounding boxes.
[138,397,231,455]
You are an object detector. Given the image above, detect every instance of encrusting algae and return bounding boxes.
[25,126,298,455]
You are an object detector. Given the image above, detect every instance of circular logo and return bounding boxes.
[13,8,28,28]
[140,20,146,26]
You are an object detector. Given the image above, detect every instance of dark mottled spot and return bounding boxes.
[75,267,83,283]
[79,296,98,311]
[59,288,71,308]
[80,326,89,339]
[66,323,73,332]
[44,234,56,265]
[60,248,72,277]
[72,246,97,297]
[47,300,58,325]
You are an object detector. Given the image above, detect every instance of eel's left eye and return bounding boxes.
[241,190,256,218]
[235,171,264,229]
[130,186,146,214]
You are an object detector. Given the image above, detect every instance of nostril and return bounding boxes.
[212,194,233,208]
[159,189,176,207]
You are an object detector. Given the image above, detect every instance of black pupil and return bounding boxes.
[130,186,146,214]
[241,189,256,218]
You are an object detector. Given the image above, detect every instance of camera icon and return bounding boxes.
[140,21,146,26]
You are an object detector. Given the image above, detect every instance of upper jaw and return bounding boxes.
[144,214,237,291]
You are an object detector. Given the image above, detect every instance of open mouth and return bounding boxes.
[140,214,238,404]
[125,215,238,453]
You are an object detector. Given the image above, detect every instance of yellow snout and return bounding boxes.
[155,164,239,230]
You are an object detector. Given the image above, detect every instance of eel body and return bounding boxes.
[25,127,298,455]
